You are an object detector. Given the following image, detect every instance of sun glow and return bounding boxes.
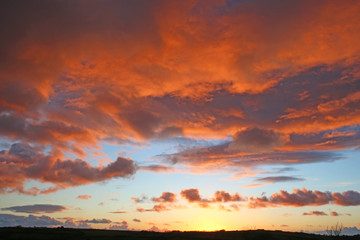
[187,212,229,232]
[193,222,225,232]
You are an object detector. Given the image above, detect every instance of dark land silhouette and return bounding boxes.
[1,227,360,240]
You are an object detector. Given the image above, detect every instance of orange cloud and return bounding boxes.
[0,0,359,190]
[180,189,246,208]
[180,188,211,208]
[1,0,359,143]
[133,187,360,212]
[0,143,137,194]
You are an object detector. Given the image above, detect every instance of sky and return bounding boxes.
[0,0,360,233]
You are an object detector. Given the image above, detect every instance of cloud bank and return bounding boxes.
[1,204,67,214]
[0,0,359,197]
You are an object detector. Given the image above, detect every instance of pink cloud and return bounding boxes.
[180,188,212,208]
[330,211,351,217]
[76,195,92,200]
[303,211,328,216]
[136,207,146,213]
[213,191,246,203]
[136,204,170,213]
[152,192,177,203]
[131,196,148,203]
[152,204,170,212]
[180,189,246,208]
[180,188,202,203]
[249,188,360,208]
[140,165,175,173]
[332,191,360,206]
[135,189,246,212]
[330,211,339,216]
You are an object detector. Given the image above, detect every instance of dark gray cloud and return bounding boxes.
[159,143,343,171]
[109,221,129,230]
[255,176,305,183]
[270,167,296,174]
[0,214,62,227]
[156,126,183,139]
[1,204,67,213]
[83,218,112,224]
[121,110,160,139]
[227,128,286,153]
[0,82,46,112]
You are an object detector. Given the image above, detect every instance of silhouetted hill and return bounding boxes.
[1,227,360,240]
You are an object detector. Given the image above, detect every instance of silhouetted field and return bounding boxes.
[1,227,359,240]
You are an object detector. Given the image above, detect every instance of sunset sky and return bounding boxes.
[0,0,360,233]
